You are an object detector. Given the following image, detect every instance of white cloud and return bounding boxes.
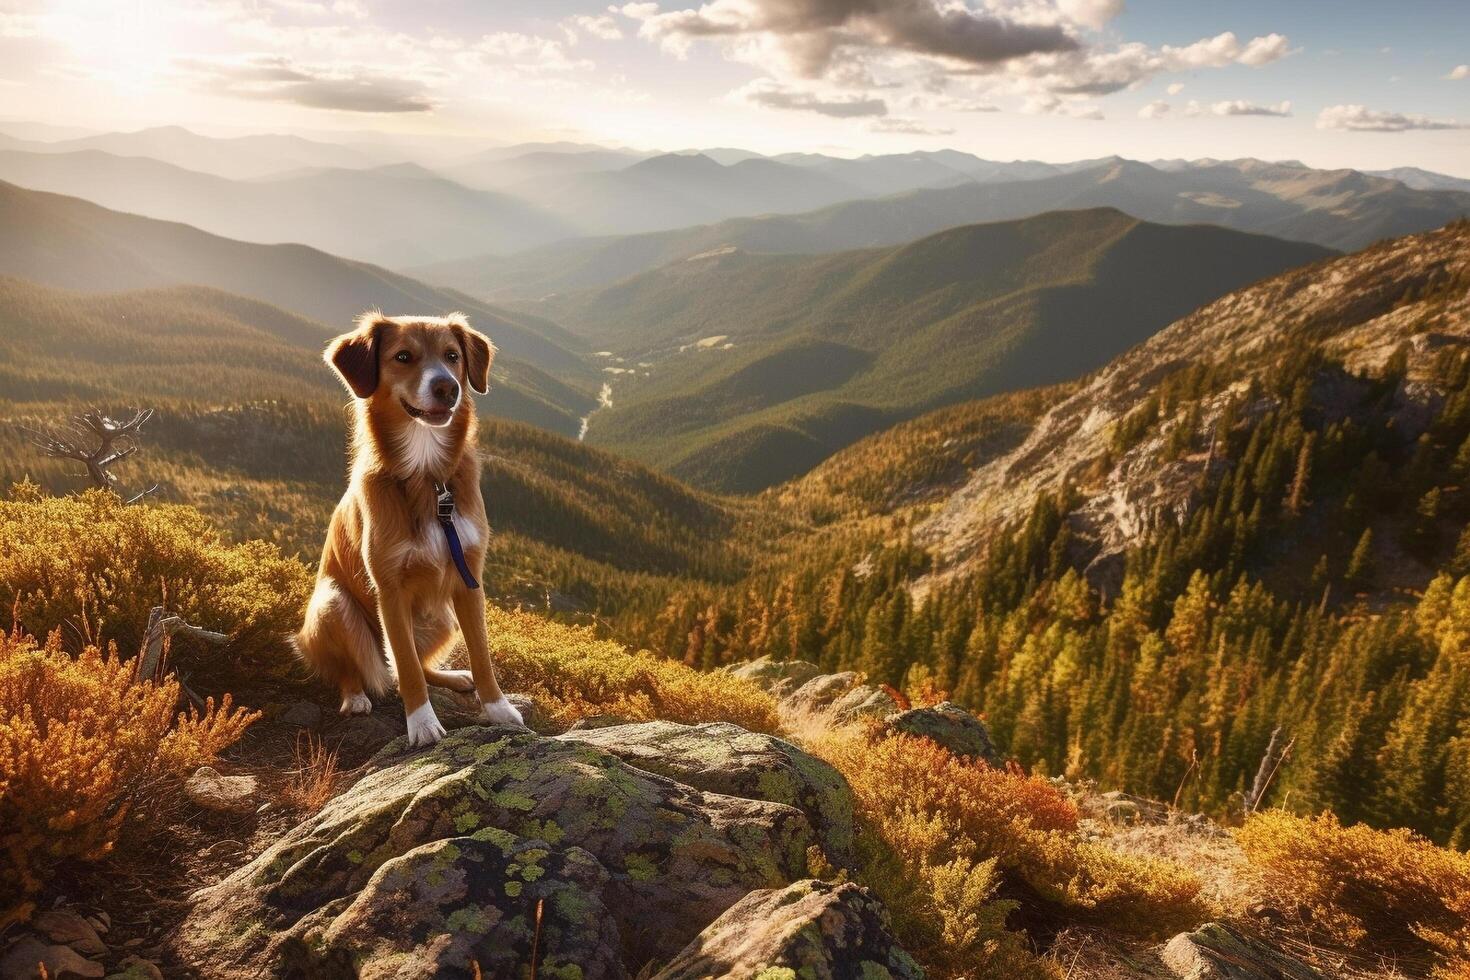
[1166,81,1184,95]
[997,31,1296,101]
[1138,99,1169,118]
[1023,93,1103,119]
[1055,0,1125,31]
[733,78,888,117]
[563,14,624,41]
[1317,103,1469,132]
[174,54,435,112]
[1448,65,1470,80]
[1188,98,1291,117]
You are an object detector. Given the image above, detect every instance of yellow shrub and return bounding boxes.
[486,606,781,733]
[0,486,310,676]
[808,726,1206,963]
[1239,810,1470,976]
[0,628,258,926]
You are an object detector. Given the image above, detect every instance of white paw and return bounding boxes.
[405,701,446,748]
[436,669,476,693]
[340,692,372,716]
[478,695,525,728]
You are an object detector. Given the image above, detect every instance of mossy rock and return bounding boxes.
[652,879,924,980]
[178,726,814,977]
[560,720,855,866]
[883,702,1001,766]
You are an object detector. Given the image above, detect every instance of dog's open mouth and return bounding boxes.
[400,398,453,426]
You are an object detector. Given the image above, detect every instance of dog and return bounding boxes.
[294,311,523,747]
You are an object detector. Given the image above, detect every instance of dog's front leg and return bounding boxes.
[380,590,445,747]
[452,589,524,727]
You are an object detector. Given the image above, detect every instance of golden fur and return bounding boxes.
[294,311,521,746]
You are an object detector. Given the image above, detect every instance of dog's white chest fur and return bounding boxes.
[397,422,450,476]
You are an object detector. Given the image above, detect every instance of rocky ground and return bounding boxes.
[0,655,1407,979]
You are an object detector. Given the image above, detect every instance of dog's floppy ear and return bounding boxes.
[327,312,388,398]
[449,315,496,394]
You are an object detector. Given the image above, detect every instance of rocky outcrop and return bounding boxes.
[883,701,1001,766]
[654,879,925,980]
[561,720,855,865]
[726,655,823,698]
[783,671,860,711]
[178,723,852,978]
[1156,923,1323,980]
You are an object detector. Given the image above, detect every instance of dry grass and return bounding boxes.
[277,734,345,815]
[1238,810,1470,978]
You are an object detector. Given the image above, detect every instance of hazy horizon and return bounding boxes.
[2,0,1467,177]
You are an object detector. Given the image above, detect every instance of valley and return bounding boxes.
[3,114,1470,980]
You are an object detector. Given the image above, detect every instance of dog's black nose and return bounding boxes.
[430,376,460,407]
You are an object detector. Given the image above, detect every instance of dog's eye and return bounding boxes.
[394,351,411,363]
[446,350,459,363]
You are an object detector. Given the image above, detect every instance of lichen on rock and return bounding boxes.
[179,725,818,977]
[652,879,925,980]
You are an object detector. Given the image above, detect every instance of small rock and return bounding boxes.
[1157,922,1323,980]
[184,766,258,814]
[278,701,321,729]
[783,671,859,711]
[884,701,1002,766]
[653,879,924,980]
[83,917,106,936]
[32,911,106,956]
[829,684,899,724]
[0,936,104,979]
[104,956,164,980]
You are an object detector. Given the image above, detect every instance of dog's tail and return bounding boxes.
[294,580,394,698]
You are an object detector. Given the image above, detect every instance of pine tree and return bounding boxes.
[1347,529,1376,592]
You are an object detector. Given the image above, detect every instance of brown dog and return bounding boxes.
[295,311,522,747]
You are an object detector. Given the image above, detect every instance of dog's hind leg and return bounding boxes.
[296,578,392,715]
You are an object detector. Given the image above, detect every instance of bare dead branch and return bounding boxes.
[23,407,157,502]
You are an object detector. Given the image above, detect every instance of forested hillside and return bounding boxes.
[0,181,599,435]
[550,209,1330,491]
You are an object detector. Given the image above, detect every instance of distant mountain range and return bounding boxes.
[0,180,597,435]
[543,208,1332,491]
[420,156,1470,301]
[0,148,579,267]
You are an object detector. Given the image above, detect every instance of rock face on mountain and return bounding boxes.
[918,220,1470,585]
[654,879,924,980]
[177,722,890,978]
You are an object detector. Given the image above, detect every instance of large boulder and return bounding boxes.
[561,720,855,866]
[653,879,924,980]
[726,656,823,698]
[1156,923,1323,980]
[883,702,1001,766]
[178,726,814,979]
[783,672,859,712]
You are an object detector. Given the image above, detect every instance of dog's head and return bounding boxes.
[326,312,495,427]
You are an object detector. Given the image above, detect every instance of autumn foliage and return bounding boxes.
[1239,810,1470,978]
[0,627,258,925]
[806,725,1207,978]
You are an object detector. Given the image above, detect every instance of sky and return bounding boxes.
[1,0,1467,174]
